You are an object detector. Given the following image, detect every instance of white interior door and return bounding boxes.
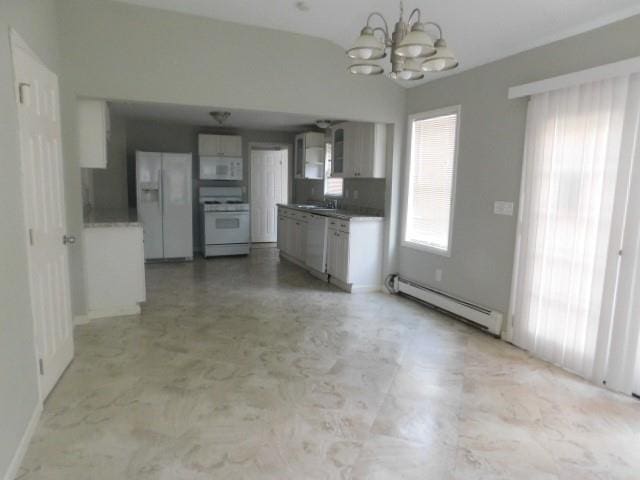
[12,31,74,400]
[251,149,288,243]
[161,153,193,259]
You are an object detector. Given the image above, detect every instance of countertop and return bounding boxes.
[277,204,384,222]
[83,208,142,228]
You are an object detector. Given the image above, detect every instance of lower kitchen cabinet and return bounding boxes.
[327,227,348,283]
[326,218,383,292]
[277,207,308,263]
[277,205,383,292]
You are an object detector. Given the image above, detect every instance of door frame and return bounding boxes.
[248,142,292,242]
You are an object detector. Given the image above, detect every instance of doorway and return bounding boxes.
[250,146,289,243]
[11,30,74,400]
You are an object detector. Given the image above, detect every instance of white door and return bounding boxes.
[251,149,288,243]
[162,153,193,259]
[136,151,163,260]
[12,32,74,400]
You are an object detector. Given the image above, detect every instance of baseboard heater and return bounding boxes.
[392,276,503,337]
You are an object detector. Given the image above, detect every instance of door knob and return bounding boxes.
[63,234,76,245]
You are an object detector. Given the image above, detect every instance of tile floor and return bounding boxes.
[17,248,640,479]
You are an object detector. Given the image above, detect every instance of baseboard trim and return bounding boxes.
[87,304,141,320]
[3,401,42,480]
[350,284,383,293]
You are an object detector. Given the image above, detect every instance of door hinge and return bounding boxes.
[619,249,623,256]
[28,228,34,246]
[39,358,44,375]
[18,82,31,104]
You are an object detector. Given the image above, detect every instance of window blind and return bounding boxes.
[324,142,343,197]
[405,112,458,252]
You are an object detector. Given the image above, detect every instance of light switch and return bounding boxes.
[353,190,359,200]
[494,201,514,216]
[435,269,442,282]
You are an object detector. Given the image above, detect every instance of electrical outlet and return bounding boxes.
[494,201,514,216]
[435,269,442,282]
[353,190,359,200]
[311,187,315,195]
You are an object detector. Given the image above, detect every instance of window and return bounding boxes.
[403,106,460,255]
[324,141,343,197]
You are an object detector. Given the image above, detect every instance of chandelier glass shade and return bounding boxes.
[346,2,458,80]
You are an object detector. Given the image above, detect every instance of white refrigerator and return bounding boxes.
[136,151,193,261]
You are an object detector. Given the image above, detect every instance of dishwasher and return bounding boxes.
[305,214,329,273]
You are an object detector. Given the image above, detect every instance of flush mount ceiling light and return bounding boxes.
[346,1,458,81]
[315,120,333,129]
[209,111,231,125]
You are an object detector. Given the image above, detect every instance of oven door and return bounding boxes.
[204,211,250,245]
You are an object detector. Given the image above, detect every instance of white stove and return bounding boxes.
[199,187,250,257]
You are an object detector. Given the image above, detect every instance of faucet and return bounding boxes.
[325,199,338,209]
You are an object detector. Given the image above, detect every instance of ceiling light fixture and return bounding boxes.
[209,111,231,125]
[346,1,458,81]
[315,120,333,129]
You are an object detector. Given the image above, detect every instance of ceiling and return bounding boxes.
[110,101,327,131]
[113,0,640,87]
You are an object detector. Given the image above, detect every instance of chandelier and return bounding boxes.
[346,2,458,81]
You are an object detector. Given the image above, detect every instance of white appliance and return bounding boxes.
[136,151,193,261]
[200,187,250,257]
[306,214,328,273]
[200,156,243,180]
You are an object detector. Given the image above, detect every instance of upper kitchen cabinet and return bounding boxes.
[294,132,325,179]
[331,122,387,179]
[77,99,110,168]
[198,134,242,157]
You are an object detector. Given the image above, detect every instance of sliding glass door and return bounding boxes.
[511,73,640,394]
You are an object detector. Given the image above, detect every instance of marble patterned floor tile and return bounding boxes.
[16,249,640,479]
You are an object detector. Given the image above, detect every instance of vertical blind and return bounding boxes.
[405,111,458,252]
[512,75,639,386]
[324,142,343,197]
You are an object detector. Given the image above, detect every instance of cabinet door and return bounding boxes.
[343,123,359,178]
[277,214,286,251]
[77,99,108,168]
[294,134,305,178]
[332,128,345,177]
[198,134,221,156]
[335,230,350,283]
[358,123,374,177]
[327,228,338,276]
[299,221,307,262]
[220,135,242,157]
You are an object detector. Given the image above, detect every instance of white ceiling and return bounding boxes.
[113,0,640,87]
[110,101,327,131]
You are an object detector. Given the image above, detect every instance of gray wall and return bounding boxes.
[401,14,640,316]
[56,0,407,316]
[89,111,129,211]
[0,0,60,475]
[123,118,296,252]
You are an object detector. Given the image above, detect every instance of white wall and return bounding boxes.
[402,14,640,316]
[0,1,60,476]
[56,0,407,315]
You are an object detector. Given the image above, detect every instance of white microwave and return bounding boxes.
[200,156,243,181]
